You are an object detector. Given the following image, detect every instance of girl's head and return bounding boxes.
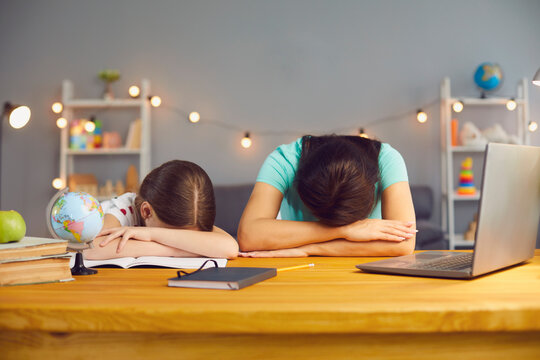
[135,160,216,231]
[295,135,381,227]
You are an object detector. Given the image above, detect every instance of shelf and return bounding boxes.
[448,97,525,106]
[453,234,475,247]
[450,145,486,153]
[441,77,529,250]
[453,191,481,201]
[66,148,141,155]
[63,98,144,109]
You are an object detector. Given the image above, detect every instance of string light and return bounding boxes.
[529,121,538,132]
[416,110,428,123]
[84,119,96,132]
[56,117,68,129]
[160,99,438,149]
[452,101,464,113]
[52,102,63,114]
[188,111,201,123]
[149,95,162,107]
[128,85,140,98]
[358,128,369,138]
[506,98,517,111]
[52,177,65,189]
[241,132,252,148]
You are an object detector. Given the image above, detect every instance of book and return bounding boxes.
[71,255,228,269]
[125,119,141,149]
[0,254,73,286]
[167,267,277,290]
[0,237,68,261]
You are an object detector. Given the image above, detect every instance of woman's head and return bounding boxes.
[295,135,381,226]
[136,160,216,231]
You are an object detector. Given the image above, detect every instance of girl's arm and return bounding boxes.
[237,182,416,253]
[85,214,238,259]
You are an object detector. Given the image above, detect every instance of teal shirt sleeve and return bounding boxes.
[369,143,409,219]
[378,143,409,190]
[256,138,302,194]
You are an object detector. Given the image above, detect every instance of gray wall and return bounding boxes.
[1,0,540,239]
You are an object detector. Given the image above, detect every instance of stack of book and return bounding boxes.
[0,237,73,286]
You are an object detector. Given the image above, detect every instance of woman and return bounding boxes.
[84,160,238,260]
[238,135,416,257]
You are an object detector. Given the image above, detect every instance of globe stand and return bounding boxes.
[71,251,97,275]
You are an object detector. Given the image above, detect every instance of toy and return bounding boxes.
[457,157,476,195]
[68,174,98,198]
[126,165,139,193]
[464,214,478,241]
[103,131,122,148]
[459,122,521,147]
[459,122,487,147]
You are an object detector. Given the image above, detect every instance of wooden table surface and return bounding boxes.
[1,250,540,359]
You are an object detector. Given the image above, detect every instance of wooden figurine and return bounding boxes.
[125,165,139,193]
[115,180,125,196]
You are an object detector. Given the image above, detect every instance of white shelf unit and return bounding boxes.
[440,77,530,249]
[59,79,152,190]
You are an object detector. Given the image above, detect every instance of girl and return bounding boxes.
[238,135,416,257]
[84,160,238,260]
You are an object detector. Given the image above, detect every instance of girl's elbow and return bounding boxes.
[225,241,240,259]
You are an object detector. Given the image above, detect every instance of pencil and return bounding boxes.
[276,263,315,273]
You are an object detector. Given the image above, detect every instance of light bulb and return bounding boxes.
[533,68,540,86]
[528,121,538,132]
[416,110,428,124]
[358,128,369,138]
[128,85,140,98]
[149,96,161,107]
[452,101,464,113]
[52,102,63,114]
[506,99,517,111]
[241,132,252,148]
[188,112,201,123]
[84,120,96,132]
[56,117,68,128]
[52,177,65,189]
[9,106,31,129]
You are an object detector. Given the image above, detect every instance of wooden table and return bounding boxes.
[1,251,540,360]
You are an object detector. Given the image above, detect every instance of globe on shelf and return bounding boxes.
[474,62,503,98]
[47,189,104,275]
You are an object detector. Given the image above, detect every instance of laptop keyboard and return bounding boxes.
[408,253,473,271]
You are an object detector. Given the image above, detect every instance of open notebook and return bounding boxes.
[69,254,227,269]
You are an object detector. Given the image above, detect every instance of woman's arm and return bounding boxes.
[237,183,344,251]
[85,214,238,259]
[237,182,416,252]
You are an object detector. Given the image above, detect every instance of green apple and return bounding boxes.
[0,210,26,243]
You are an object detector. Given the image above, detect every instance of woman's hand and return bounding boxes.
[341,219,416,242]
[98,227,153,253]
[239,248,308,258]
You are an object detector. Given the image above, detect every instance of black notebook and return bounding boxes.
[168,266,277,290]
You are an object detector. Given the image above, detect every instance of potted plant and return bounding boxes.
[98,69,120,100]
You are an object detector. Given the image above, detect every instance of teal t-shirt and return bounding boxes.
[256,137,409,221]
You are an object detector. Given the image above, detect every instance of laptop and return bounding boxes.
[357,143,540,279]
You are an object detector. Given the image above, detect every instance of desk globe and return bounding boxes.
[47,189,104,275]
[474,62,503,97]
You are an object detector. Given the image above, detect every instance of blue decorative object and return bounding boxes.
[474,62,503,97]
[48,190,104,246]
[47,189,105,276]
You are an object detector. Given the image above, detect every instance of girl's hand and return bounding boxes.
[341,219,416,242]
[98,227,153,253]
[239,248,308,258]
